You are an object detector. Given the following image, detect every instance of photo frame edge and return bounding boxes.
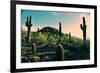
[10,1,97,72]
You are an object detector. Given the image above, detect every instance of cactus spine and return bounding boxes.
[80,17,87,45]
[25,16,32,43]
[59,22,62,42]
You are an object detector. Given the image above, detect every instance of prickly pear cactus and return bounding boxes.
[25,16,32,43]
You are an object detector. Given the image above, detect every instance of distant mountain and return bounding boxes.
[39,27,60,35]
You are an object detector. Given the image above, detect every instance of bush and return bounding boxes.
[31,32,47,42]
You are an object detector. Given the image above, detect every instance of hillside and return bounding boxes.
[39,27,64,35]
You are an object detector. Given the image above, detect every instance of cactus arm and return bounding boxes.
[29,16,32,25]
[26,17,28,27]
[80,24,83,30]
[29,16,31,23]
[29,16,32,26]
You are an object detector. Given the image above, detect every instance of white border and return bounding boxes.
[16,4,95,69]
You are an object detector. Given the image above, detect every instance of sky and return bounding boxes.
[21,9,90,39]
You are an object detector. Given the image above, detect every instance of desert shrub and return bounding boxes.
[31,32,47,42]
[30,56,40,62]
[61,34,69,42]
[84,39,90,53]
[21,32,27,44]
[47,35,57,42]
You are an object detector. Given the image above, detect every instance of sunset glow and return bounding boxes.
[21,10,90,39]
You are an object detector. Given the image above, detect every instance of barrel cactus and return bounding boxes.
[56,44,64,61]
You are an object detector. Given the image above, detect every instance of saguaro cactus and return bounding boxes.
[56,44,64,61]
[59,22,62,42]
[25,16,32,43]
[37,28,40,32]
[69,32,71,40]
[80,17,87,42]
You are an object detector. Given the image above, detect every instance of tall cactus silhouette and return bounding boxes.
[59,22,62,42]
[37,28,40,32]
[25,16,32,43]
[69,32,71,40]
[80,17,87,45]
